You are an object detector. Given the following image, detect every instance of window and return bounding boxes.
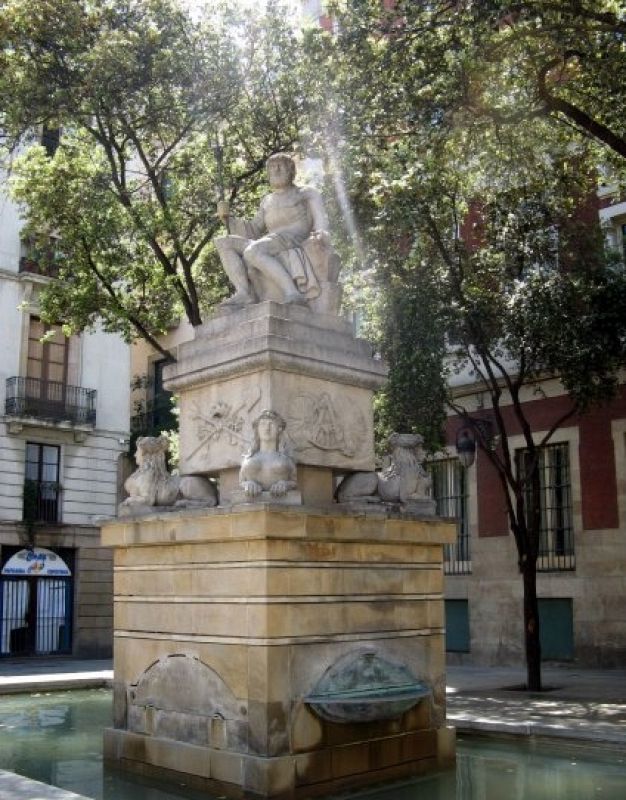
[516,443,575,571]
[27,318,68,386]
[152,358,176,430]
[131,357,176,435]
[430,458,470,574]
[22,318,70,420]
[23,443,61,524]
[41,125,60,158]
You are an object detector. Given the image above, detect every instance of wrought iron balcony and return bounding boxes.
[23,479,61,524]
[5,377,96,426]
[18,255,61,279]
[131,393,176,435]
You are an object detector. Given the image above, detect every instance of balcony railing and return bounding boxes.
[23,479,61,524]
[5,377,96,426]
[19,256,61,279]
[131,394,176,435]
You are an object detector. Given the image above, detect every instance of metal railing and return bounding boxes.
[131,393,176,435]
[5,376,96,426]
[1,576,72,656]
[517,443,575,572]
[18,256,61,278]
[429,458,471,575]
[23,479,61,524]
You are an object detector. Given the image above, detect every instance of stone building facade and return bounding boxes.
[436,189,626,669]
[0,151,130,658]
[437,375,626,668]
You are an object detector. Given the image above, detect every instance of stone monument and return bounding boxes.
[102,155,456,798]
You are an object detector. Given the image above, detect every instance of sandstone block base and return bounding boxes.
[101,506,456,797]
[104,725,456,798]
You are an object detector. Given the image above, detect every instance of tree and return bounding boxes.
[1,0,307,358]
[310,1,626,690]
[455,1,626,162]
[323,1,626,165]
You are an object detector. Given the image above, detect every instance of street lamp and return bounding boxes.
[456,427,477,468]
[455,419,496,468]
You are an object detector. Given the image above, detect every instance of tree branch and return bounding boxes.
[79,239,174,361]
[537,57,626,159]
[537,403,577,449]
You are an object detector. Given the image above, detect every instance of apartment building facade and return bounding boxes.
[435,189,626,669]
[0,161,130,658]
[435,372,626,669]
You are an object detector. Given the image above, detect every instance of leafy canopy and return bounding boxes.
[309,0,626,443]
[1,0,307,355]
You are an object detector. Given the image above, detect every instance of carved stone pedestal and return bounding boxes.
[105,301,455,796]
[162,301,388,501]
[101,505,456,798]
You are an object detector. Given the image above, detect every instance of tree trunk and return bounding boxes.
[522,563,541,691]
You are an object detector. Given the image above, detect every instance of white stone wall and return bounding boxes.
[0,170,23,272]
[0,178,131,526]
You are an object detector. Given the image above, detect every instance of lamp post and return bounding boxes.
[456,427,476,468]
[455,419,497,468]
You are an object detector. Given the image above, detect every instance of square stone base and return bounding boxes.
[101,505,456,797]
[162,302,388,476]
[104,726,455,798]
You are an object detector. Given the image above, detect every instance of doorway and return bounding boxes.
[0,547,73,656]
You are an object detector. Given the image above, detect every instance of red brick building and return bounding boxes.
[436,178,626,667]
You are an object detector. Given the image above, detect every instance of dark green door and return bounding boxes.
[539,598,574,660]
[445,599,470,653]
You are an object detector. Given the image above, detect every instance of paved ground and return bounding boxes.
[0,771,88,800]
[446,664,626,745]
[0,657,112,693]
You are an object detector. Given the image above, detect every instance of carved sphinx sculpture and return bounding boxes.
[119,435,217,517]
[214,153,341,315]
[236,410,299,503]
[336,433,436,513]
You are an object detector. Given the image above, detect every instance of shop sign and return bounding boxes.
[1,547,71,577]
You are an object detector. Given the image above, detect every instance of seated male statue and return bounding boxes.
[215,153,332,307]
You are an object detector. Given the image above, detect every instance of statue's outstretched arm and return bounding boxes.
[218,199,266,239]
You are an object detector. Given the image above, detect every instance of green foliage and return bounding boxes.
[1,0,307,353]
[373,277,447,453]
[313,0,626,443]
[325,1,626,166]
[315,0,626,690]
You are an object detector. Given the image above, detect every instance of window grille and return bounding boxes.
[516,443,575,572]
[41,126,60,157]
[23,443,61,524]
[429,459,470,574]
[130,357,177,435]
